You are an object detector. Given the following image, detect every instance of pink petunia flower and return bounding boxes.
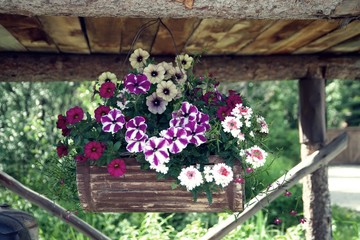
[74,154,87,163]
[99,82,116,98]
[84,141,105,160]
[101,109,126,134]
[56,144,68,158]
[94,105,111,123]
[107,159,126,177]
[66,106,84,124]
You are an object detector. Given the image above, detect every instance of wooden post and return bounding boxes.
[299,67,331,240]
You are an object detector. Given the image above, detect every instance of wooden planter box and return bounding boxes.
[76,156,244,212]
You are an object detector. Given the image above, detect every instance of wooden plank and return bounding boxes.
[0,25,26,51]
[295,20,360,54]
[1,54,360,82]
[184,19,239,54]
[267,20,341,54]
[151,18,201,55]
[326,34,360,53]
[0,14,57,52]
[38,16,89,54]
[120,18,158,53]
[85,17,122,53]
[209,20,274,54]
[333,0,360,17]
[239,20,313,55]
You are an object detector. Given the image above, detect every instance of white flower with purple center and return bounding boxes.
[124,73,151,95]
[143,137,169,167]
[178,166,204,191]
[185,121,207,146]
[231,103,253,120]
[125,116,147,140]
[101,108,125,133]
[195,111,211,131]
[126,135,148,153]
[177,102,198,125]
[241,145,268,169]
[222,116,242,138]
[212,163,233,188]
[257,116,269,134]
[162,127,189,154]
[146,92,168,114]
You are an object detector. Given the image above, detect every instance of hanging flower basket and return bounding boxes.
[55,49,269,213]
[76,155,244,212]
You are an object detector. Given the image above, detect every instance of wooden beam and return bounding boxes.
[299,68,330,240]
[0,53,359,82]
[0,0,356,19]
[201,132,348,240]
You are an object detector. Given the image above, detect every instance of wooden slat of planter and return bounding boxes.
[326,34,360,53]
[0,25,27,51]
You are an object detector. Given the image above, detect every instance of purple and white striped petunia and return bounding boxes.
[185,121,207,146]
[126,135,148,153]
[125,116,147,140]
[195,111,211,131]
[162,127,189,154]
[143,137,169,166]
[124,73,151,95]
[177,102,198,125]
[101,108,125,133]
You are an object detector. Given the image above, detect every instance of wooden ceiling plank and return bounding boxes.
[151,18,201,55]
[0,25,27,51]
[38,16,89,54]
[85,17,123,53]
[333,0,360,17]
[239,20,313,55]
[120,18,159,54]
[267,20,341,54]
[295,20,360,54]
[184,19,240,54]
[0,14,58,52]
[209,20,274,54]
[326,34,360,53]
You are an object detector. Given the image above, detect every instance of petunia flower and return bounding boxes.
[195,112,211,131]
[101,108,125,133]
[178,166,203,191]
[84,141,105,160]
[216,106,231,121]
[56,114,67,129]
[66,106,84,124]
[160,61,175,80]
[125,116,147,140]
[226,93,243,108]
[156,80,178,102]
[107,159,126,177]
[143,64,165,84]
[126,135,148,153]
[94,105,111,123]
[143,137,169,167]
[185,121,207,146]
[176,54,193,70]
[74,154,87,163]
[56,144,68,158]
[99,82,116,99]
[146,92,168,114]
[98,71,117,85]
[124,73,151,95]
[177,102,198,125]
[116,89,130,110]
[212,163,233,188]
[240,145,268,169]
[173,66,187,84]
[162,127,189,154]
[129,48,150,69]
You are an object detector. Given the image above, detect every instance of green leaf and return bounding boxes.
[171,182,178,190]
[113,141,121,151]
[205,187,213,205]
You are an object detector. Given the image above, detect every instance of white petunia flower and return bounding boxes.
[129,48,150,69]
[98,71,117,85]
[176,54,193,70]
[173,66,187,84]
[160,61,176,80]
[144,64,165,84]
[156,80,178,102]
[212,163,233,188]
[178,166,204,191]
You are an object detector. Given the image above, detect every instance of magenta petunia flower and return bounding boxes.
[74,154,87,163]
[126,135,148,153]
[56,114,67,129]
[94,105,111,123]
[56,144,68,158]
[61,127,71,136]
[185,121,207,146]
[143,137,169,166]
[66,106,84,124]
[125,116,147,140]
[202,92,219,106]
[84,141,104,160]
[99,82,116,98]
[124,74,151,94]
[101,108,125,133]
[107,159,126,177]
[226,93,242,108]
[216,106,231,121]
[162,127,189,154]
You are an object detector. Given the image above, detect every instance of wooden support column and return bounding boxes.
[299,67,331,240]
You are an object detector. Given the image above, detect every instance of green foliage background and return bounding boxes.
[0,79,359,239]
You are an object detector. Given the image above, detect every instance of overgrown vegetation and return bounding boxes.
[0,79,359,239]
